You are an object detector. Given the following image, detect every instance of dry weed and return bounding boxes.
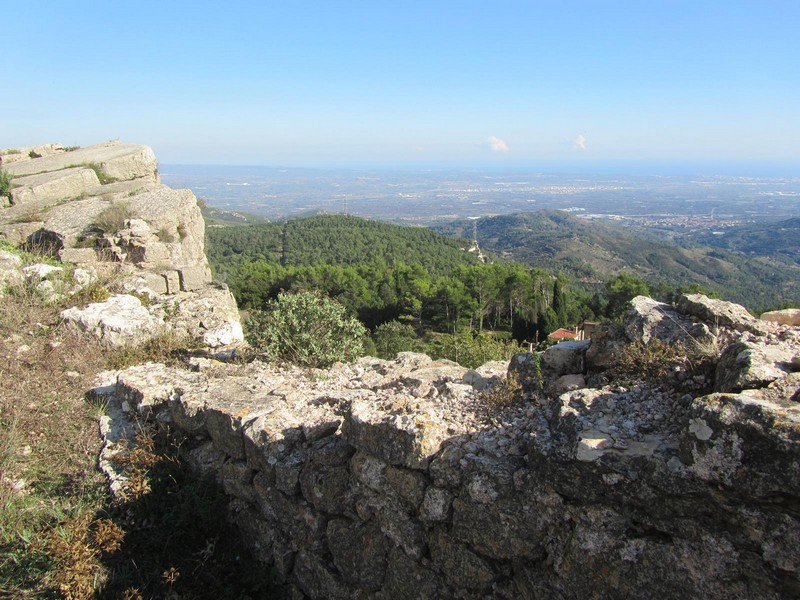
[615,338,686,382]
[482,372,525,409]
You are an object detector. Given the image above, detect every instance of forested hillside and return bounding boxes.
[433,211,800,311]
[207,214,481,274]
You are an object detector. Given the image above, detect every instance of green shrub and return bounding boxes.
[0,168,12,197]
[425,330,520,369]
[372,320,423,359]
[245,290,366,367]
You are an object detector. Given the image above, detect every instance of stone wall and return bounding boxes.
[102,294,800,599]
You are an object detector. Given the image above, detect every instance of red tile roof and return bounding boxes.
[548,328,578,341]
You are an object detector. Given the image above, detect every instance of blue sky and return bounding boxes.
[3,1,799,170]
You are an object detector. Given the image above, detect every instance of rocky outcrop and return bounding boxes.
[97,294,800,599]
[0,141,241,349]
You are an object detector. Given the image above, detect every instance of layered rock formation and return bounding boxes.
[97,294,800,598]
[0,141,242,348]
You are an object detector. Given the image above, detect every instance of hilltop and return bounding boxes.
[207,214,483,274]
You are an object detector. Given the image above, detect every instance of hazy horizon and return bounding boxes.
[162,160,800,179]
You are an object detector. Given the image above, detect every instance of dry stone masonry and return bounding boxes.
[97,295,800,599]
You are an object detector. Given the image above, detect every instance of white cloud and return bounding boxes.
[487,135,509,152]
[573,134,587,151]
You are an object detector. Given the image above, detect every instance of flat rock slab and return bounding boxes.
[5,141,157,181]
[37,197,113,246]
[9,167,99,206]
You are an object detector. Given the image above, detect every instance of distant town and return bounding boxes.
[161,165,800,242]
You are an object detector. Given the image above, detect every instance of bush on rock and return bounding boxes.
[245,290,366,367]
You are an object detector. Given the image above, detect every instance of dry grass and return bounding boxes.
[0,287,112,597]
[92,202,136,234]
[615,338,686,382]
[481,372,526,409]
[9,205,44,224]
[0,258,271,598]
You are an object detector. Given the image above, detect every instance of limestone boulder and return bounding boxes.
[343,398,449,470]
[507,352,542,389]
[115,186,212,289]
[715,340,798,392]
[151,286,244,348]
[28,143,65,158]
[677,293,769,334]
[0,149,31,165]
[0,249,23,290]
[326,519,389,591]
[551,373,586,394]
[0,222,42,246]
[541,340,590,377]
[761,308,800,327]
[681,392,800,496]
[22,263,63,281]
[60,294,164,346]
[625,295,714,347]
[585,321,626,370]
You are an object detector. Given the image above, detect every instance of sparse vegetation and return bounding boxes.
[482,371,526,409]
[104,331,193,370]
[9,205,44,224]
[93,202,136,234]
[73,234,99,249]
[68,162,118,185]
[77,281,112,305]
[0,247,270,598]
